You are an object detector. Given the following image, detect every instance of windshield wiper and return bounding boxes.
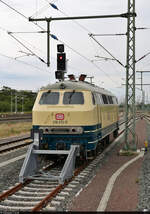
[68,90,75,104]
[46,90,51,94]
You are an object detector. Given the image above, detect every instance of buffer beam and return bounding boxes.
[19,140,79,184]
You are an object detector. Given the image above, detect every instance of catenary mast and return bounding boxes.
[124,0,137,150]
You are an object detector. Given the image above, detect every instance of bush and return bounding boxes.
[0,86,37,113]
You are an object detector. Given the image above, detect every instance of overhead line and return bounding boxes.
[7,33,46,64]
[58,9,91,34]
[0,0,27,19]
[47,1,121,85]
[0,0,45,31]
[136,51,150,63]
[47,3,125,82]
[89,34,125,68]
[0,52,50,72]
[59,39,119,86]
[0,0,121,86]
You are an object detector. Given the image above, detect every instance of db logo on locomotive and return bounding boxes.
[55,113,64,120]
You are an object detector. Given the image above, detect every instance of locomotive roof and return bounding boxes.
[42,80,115,97]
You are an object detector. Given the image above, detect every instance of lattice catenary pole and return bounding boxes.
[124,0,137,150]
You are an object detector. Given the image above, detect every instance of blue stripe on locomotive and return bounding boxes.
[33,124,101,151]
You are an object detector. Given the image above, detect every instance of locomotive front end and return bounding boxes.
[32,88,98,157]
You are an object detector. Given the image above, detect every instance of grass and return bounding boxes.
[0,122,32,138]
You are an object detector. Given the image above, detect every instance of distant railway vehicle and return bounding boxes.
[31,75,119,159]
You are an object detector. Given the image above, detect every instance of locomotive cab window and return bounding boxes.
[63,92,84,104]
[39,92,59,105]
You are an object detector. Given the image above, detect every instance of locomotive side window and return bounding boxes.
[108,96,113,104]
[94,93,103,104]
[92,93,96,105]
[97,93,103,104]
[93,93,101,104]
[112,96,118,104]
[39,92,59,105]
[63,92,84,104]
[102,94,108,104]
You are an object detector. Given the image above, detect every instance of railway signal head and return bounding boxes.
[57,53,66,71]
[57,44,64,53]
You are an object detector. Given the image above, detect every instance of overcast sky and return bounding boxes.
[0,0,150,103]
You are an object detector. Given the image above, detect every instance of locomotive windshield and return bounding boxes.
[39,92,59,105]
[63,92,84,104]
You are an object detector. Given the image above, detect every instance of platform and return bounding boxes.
[67,118,149,211]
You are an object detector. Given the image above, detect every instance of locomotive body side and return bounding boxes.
[32,81,119,158]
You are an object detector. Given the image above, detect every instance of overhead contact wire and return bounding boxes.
[0,52,49,72]
[89,34,125,68]
[0,0,27,19]
[0,0,121,86]
[59,40,119,85]
[7,33,46,64]
[0,0,45,31]
[47,2,119,85]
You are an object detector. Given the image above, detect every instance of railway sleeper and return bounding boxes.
[19,132,80,184]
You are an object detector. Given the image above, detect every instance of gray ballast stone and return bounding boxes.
[0,204,33,211]
[3,199,39,205]
[137,122,150,211]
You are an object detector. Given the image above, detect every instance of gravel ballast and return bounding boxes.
[1,119,150,212]
[0,147,27,194]
[137,119,150,211]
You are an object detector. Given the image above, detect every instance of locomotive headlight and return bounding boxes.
[75,127,83,134]
[71,127,83,134]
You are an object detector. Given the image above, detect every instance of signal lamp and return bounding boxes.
[57,53,66,71]
[57,44,64,53]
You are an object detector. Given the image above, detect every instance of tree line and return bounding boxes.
[0,86,37,113]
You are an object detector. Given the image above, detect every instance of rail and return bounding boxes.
[0,115,145,212]
[0,134,32,154]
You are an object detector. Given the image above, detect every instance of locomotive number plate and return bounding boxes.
[55,113,64,120]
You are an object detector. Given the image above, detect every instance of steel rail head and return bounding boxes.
[31,184,63,212]
[31,163,88,212]
[0,180,31,201]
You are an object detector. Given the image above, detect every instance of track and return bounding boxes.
[0,134,32,154]
[141,113,150,122]
[0,120,126,212]
[0,114,145,212]
[0,160,87,212]
[0,114,32,123]
[0,112,146,212]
